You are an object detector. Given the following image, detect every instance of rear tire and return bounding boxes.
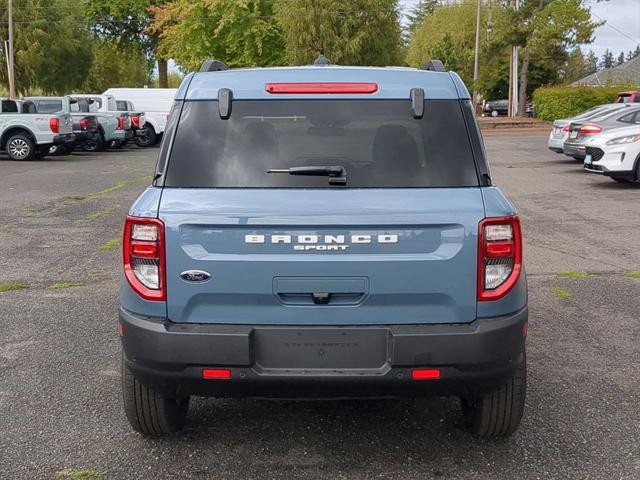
[121,354,189,435]
[491,110,499,117]
[135,125,157,147]
[461,354,526,437]
[83,133,105,152]
[6,133,35,161]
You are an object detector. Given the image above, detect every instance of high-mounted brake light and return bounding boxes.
[477,216,522,301]
[117,116,125,130]
[49,117,59,134]
[123,216,165,301]
[579,124,602,135]
[265,82,378,94]
[412,368,441,380]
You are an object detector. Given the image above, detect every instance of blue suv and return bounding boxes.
[119,58,528,437]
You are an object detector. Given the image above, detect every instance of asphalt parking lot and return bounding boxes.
[0,131,638,479]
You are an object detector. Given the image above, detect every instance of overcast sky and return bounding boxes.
[399,0,640,59]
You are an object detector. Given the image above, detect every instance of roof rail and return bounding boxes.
[200,59,229,72]
[422,59,446,72]
[313,53,331,66]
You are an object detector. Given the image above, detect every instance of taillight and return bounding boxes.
[79,118,89,130]
[579,125,602,135]
[477,216,522,301]
[49,117,59,133]
[562,125,570,132]
[131,115,140,128]
[123,216,165,301]
[117,116,124,130]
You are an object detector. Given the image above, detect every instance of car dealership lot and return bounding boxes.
[0,132,638,479]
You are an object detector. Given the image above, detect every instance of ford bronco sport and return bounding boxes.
[120,58,528,438]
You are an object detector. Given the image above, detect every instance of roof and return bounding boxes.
[571,56,640,87]
[175,66,470,101]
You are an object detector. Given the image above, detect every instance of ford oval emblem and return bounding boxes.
[180,270,212,283]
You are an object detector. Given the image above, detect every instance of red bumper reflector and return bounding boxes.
[202,368,231,380]
[412,368,441,380]
[118,323,124,337]
[265,82,378,94]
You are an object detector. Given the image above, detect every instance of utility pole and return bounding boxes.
[7,0,15,99]
[472,0,481,107]
[508,0,520,117]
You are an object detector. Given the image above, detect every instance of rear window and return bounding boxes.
[2,100,18,113]
[164,100,479,188]
[36,100,62,113]
[116,100,128,111]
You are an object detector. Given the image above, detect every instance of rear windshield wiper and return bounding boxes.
[268,165,347,185]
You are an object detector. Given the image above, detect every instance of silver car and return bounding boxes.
[547,104,628,154]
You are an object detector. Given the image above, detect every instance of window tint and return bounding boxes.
[164,100,479,188]
[116,100,128,111]
[23,101,37,113]
[2,100,18,113]
[36,100,62,113]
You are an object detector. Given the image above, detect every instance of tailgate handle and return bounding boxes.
[312,293,331,305]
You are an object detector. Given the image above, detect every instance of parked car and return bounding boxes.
[120,59,528,437]
[483,99,509,117]
[104,88,177,147]
[547,104,629,154]
[69,94,130,151]
[584,122,640,183]
[26,96,100,153]
[114,99,147,146]
[616,91,640,103]
[0,98,74,160]
[563,105,640,160]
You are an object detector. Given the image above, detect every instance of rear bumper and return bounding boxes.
[52,133,75,145]
[563,142,585,158]
[120,306,528,399]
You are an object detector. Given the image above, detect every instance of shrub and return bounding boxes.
[532,85,634,121]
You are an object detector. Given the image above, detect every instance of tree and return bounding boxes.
[149,0,285,72]
[84,0,168,86]
[584,49,598,75]
[0,0,92,94]
[407,1,479,85]
[274,0,402,66]
[599,49,614,69]
[406,0,438,33]
[492,0,601,115]
[83,41,153,93]
[616,51,625,66]
[626,46,640,62]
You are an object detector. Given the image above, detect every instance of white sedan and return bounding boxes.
[583,124,640,183]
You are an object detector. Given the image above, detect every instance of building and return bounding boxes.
[571,56,640,87]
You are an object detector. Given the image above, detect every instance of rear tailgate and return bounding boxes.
[58,113,73,135]
[160,188,484,326]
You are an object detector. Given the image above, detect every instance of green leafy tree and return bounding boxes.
[274,0,402,66]
[599,49,614,69]
[150,0,285,72]
[491,0,601,114]
[406,0,438,33]
[406,1,479,85]
[83,0,169,86]
[83,41,153,93]
[0,0,92,94]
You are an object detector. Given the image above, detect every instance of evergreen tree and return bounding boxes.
[600,49,615,69]
[406,0,439,33]
[616,51,625,66]
[585,49,598,75]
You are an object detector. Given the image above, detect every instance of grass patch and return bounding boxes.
[133,174,154,184]
[55,469,107,479]
[63,182,126,204]
[554,287,572,299]
[0,283,27,292]
[557,271,592,279]
[99,238,120,252]
[79,207,115,223]
[48,282,84,290]
[625,270,640,279]
[0,226,9,235]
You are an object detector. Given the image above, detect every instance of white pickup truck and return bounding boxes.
[69,94,131,150]
[0,98,74,160]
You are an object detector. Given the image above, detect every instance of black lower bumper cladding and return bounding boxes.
[120,306,528,399]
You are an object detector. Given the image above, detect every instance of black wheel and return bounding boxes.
[83,132,105,152]
[461,354,526,437]
[635,160,640,183]
[6,133,35,160]
[135,125,157,147]
[121,354,189,435]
